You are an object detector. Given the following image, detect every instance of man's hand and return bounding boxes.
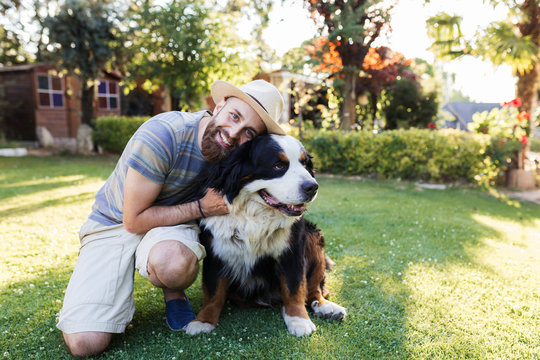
[199,189,229,217]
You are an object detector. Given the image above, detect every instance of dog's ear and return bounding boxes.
[201,140,256,203]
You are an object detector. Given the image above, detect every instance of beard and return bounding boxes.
[200,119,238,163]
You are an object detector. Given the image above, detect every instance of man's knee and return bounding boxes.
[147,241,199,288]
[62,331,112,357]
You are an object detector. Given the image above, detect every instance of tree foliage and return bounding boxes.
[306,0,397,130]
[0,25,29,65]
[383,78,439,130]
[125,0,257,111]
[221,0,276,72]
[45,0,118,124]
[306,35,422,129]
[358,47,418,111]
[426,0,539,120]
[426,13,470,60]
[46,0,116,82]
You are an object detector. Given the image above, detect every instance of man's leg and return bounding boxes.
[146,240,200,300]
[62,332,112,357]
[135,224,206,329]
[57,221,141,356]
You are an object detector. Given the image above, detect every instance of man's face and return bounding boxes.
[201,97,266,163]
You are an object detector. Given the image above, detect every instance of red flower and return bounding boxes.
[517,111,531,122]
[502,98,522,108]
[428,123,435,129]
[520,135,528,144]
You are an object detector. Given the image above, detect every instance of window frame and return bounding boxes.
[36,73,65,109]
[96,79,120,111]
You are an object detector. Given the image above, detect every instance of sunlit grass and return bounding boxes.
[1,156,539,359]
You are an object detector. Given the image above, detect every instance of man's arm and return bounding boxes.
[123,167,228,234]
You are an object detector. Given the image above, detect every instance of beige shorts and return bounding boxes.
[56,219,206,334]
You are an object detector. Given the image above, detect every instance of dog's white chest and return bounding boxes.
[201,211,293,283]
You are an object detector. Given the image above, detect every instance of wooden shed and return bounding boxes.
[0,63,121,141]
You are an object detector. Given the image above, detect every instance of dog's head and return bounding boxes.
[201,134,318,217]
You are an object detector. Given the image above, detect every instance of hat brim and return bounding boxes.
[211,81,286,135]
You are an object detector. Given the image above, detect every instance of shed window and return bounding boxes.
[97,79,119,110]
[37,74,64,108]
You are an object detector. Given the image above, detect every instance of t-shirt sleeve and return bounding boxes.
[126,119,175,184]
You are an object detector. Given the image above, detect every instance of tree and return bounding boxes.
[426,0,539,133]
[357,46,418,126]
[46,0,118,124]
[125,0,258,111]
[0,0,67,64]
[382,78,439,129]
[222,0,276,73]
[306,0,397,130]
[0,25,29,65]
[306,38,421,129]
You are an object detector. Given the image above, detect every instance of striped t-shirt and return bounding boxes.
[89,110,208,226]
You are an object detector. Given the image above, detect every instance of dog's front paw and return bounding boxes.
[311,300,347,321]
[185,320,216,335]
[282,308,316,336]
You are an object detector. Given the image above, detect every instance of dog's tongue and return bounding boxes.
[261,190,280,206]
[259,190,306,216]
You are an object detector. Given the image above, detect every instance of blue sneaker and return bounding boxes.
[165,295,196,331]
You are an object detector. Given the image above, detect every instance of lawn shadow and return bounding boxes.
[0,191,96,219]
[0,155,116,201]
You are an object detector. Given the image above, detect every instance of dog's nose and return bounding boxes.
[301,180,319,199]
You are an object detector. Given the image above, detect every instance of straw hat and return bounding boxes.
[211,79,285,135]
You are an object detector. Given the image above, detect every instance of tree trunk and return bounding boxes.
[517,0,540,137]
[370,91,378,129]
[339,71,357,130]
[516,62,538,131]
[81,85,94,125]
[514,63,538,170]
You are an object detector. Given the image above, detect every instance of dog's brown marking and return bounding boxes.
[305,228,330,307]
[280,276,309,319]
[300,152,306,162]
[278,152,289,163]
[194,277,229,326]
[240,174,253,182]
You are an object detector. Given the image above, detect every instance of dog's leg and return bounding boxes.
[280,277,316,336]
[307,259,346,320]
[305,228,347,321]
[185,278,228,335]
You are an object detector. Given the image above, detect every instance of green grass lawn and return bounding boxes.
[1,155,539,359]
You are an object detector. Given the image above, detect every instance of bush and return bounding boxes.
[529,137,540,153]
[93,115,148,153]
[304,128,503,186]
[468,100,527,171]
[382,78,439,130]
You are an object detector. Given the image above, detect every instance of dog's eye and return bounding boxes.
[273,162,286,171]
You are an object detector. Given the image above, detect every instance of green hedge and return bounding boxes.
[530,137,540,153]
[304,129,502,185]
[92,115,513,186]
[93,115,148,154]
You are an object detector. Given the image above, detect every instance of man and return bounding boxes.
[57,79,285,357]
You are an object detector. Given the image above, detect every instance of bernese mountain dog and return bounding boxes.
[186,134,346,336]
